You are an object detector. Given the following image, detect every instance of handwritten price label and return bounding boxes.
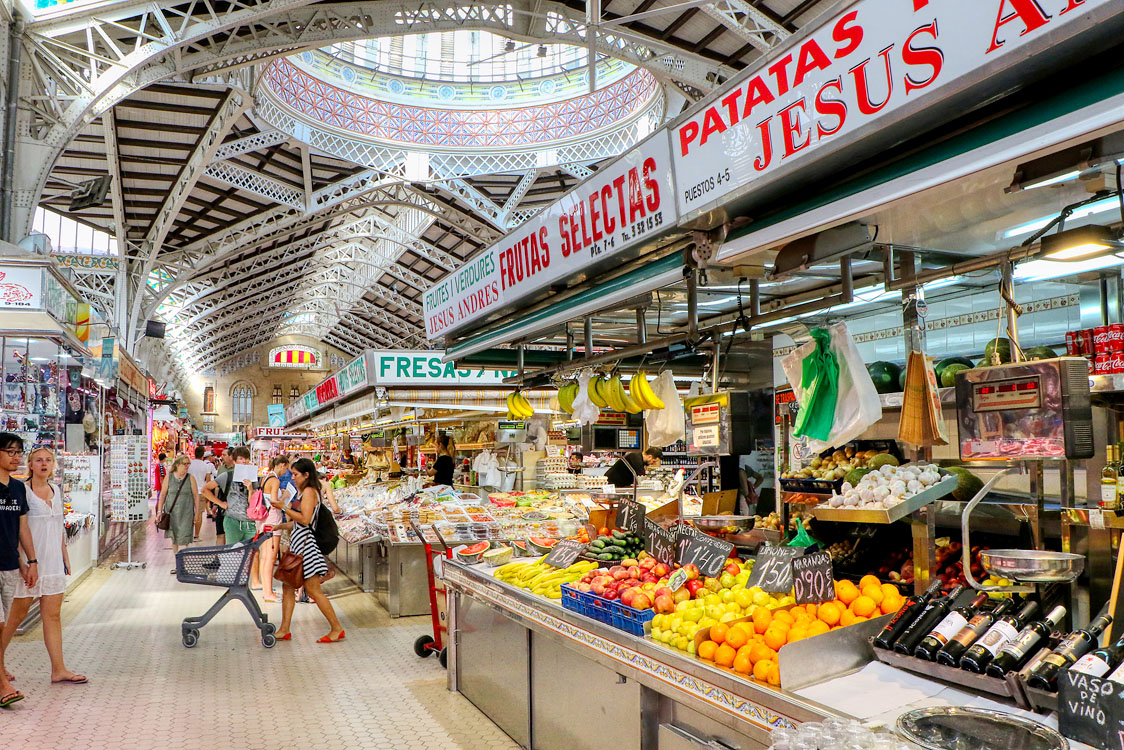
[745,546,800,594]
[675,522,734,578]
[792,550,834,604]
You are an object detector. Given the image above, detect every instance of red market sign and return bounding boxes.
[315,378,339,404]
[672,0,1117,219]
[424,135,677,339]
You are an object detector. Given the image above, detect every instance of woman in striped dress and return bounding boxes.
[269,457,344,643]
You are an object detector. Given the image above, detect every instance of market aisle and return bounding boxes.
[2,522,518,750]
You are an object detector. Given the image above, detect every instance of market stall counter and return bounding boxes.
[443,558,839,750]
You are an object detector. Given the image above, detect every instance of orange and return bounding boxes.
[753,658,773,682]
[881,583,900,599]
[749,642,775,664]
[861,585,884,606]
[698,640,718,661]
[773,610,794,625]
[733,652,753,674]
[839,609,857,627]
[766,661,781,686]
[752,608,773,634]
[836,579,859,606]
[715,643,737,668]
[859,574,881,591]
[881,595,904,615]
[851,595,877,618]
[787,626,808,643]
[817,602,841,626]
[852,615,868,623]
[710,623,729,644]
[807,620,830,637]
[725,626,749,650]
[764,626,788,651]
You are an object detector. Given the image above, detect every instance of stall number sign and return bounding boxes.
[746,546,802,594]
[617,496,645,536]
[676,521,734,578]
[543,540,587,569]
[644,517,678,566]
[792,550,835,604]
[1058,671,1124,750]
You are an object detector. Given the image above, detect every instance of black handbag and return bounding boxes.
[156,478,187,531]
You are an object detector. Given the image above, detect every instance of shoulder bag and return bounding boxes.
[156,478,187,531]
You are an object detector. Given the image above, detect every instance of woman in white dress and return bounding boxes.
[0,447,86,684]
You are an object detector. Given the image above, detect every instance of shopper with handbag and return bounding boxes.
[155,455,197,572]
[269,457,343,643]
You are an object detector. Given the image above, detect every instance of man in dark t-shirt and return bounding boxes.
[605,447,663,488]
[0,432,38,706]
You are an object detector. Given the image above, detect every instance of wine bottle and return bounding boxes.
[914,593,990,661]
[873,579,944,650]
[1027,614,1113,690]
[1070,632,1124,678]
[960,600,1040,673]
[985,605,1066,677]
[894,585,965,655]
[936,598,1017,667]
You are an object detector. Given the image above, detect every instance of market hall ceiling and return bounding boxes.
[30,0,827,375]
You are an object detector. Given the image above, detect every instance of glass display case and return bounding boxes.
[1,336,65,463]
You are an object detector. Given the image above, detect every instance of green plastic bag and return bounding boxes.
[791,328,839,441]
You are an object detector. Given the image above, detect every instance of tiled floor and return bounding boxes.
[2,521,519,750]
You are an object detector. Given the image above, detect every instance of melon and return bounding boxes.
[867,361,901,394]
[527,536,559,554]
[511,540,534,557]
[940,363,971,388]
[1025,345,1057,361]
[935,357,973,383]
[984,338,1013,365]
[455,542,490,564]
[483,547,514,567]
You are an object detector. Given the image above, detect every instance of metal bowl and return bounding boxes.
[690,515,755,533]
[980,549,1084,583]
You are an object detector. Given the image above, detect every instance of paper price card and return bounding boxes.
[675,522,734,578]
[1059,671,1124,750]
[543,539,586,569]
[745,546,801,594]
[792,550,835,604]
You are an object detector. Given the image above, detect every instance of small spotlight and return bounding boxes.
[537,45,547,57]
[505,40,515,53]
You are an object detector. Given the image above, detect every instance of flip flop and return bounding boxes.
[317,630,345,643]
[276,633,292,641]
[51,676,87,685]
[0,690,24,707]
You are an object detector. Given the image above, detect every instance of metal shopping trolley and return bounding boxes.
[409,520,452,668]
[174,532,277,648]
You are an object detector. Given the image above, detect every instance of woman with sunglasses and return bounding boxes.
[0,447,85,686]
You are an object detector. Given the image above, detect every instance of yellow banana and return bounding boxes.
[589,376,608,408]
[623,377,646,413]
[637,370,665,409]
[517,392,535,417]
[603,376,623,411]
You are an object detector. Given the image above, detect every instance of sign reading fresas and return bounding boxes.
[371,351,516,386]
[672,0,1112,218]
[424,135,677,339]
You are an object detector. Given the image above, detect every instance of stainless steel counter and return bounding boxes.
[444,560,838,750]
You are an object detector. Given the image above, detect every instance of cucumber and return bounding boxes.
[598,553,615,561]
[590,539,606,549]
[612,530,628,539]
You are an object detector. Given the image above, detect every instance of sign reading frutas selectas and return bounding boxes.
[672,0,1112,218]
[424,135,676,339]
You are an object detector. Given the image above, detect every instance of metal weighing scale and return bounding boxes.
[953,357,1092,593]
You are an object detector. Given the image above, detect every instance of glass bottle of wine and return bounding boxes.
[873,579,944,651]
[894,585,965,655]
[1027,614,1113,691]
[1070,632,1124,678]
[914,592,989,661]
[936,598,1017,667]
[960,600,1040,673]
[985,605,1066,677]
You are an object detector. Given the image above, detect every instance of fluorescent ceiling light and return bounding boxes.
[1014,254,1124,282]
[1023,170,1081,190]
[1002,197,1120,239]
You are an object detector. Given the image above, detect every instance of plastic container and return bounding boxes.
[611,600,656,636]
[560,583,614,624]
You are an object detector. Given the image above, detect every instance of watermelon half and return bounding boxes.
[527,536,558,554]
[456,542,491,564]
[511,540,534,557]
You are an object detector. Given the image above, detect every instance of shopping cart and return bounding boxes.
[174,532,277,649]
[409,520,452,668]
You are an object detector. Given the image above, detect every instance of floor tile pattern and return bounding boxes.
[2,521,518,750]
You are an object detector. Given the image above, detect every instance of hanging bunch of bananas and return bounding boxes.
[585,372,665,414]
[505,391,535,419]
[493,557,599,599]
[556,380,580,414]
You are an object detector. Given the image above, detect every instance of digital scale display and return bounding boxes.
[971,377,1042,413]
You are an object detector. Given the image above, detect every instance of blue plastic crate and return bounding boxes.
[610,600,655,636]
[560,584,615,624]
[560,583,586,615]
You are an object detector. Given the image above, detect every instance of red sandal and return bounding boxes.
[316,630,345,643]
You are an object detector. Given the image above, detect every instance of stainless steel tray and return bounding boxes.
[980,549,1084,583]
[897,706,1069,750]
[812,473,957,524]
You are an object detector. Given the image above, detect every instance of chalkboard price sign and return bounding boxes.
[616,496,645,536]
[675,522,734,578]
[542,539,587,569]
[644,518,677,566]
[1058,669,1124,750]
[792,550,835,604]
[745,546,801,594]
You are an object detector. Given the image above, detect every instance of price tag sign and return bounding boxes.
[542,539,586,569]
[745,546,801,594]
[644,518,677,566]
[676,522,734,578]
[616,496,645,536]
[792,550,835,604]
[1058,671,1124,750]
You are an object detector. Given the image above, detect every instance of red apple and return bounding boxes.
[641,573,659,584]
[627,566,642,580]
[654,586,673,601]
[603,588,619,600]
[653,594,674,613]
[620,587,637,606]
[653,562,670,578]
[683,564,700,581]
[639,557,658,571]
[611,566,629,581]
[685,579,705,597]
[631,592,652,610]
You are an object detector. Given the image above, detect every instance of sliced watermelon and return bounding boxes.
[527,536,559,554]
[456,542,491,564]
[511,540,533,557]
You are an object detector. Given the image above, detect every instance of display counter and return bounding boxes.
[443,559,832,750]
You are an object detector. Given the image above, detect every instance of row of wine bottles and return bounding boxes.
[873,580,1119,691]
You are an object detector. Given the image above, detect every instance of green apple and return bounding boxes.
[719,572,737,589]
